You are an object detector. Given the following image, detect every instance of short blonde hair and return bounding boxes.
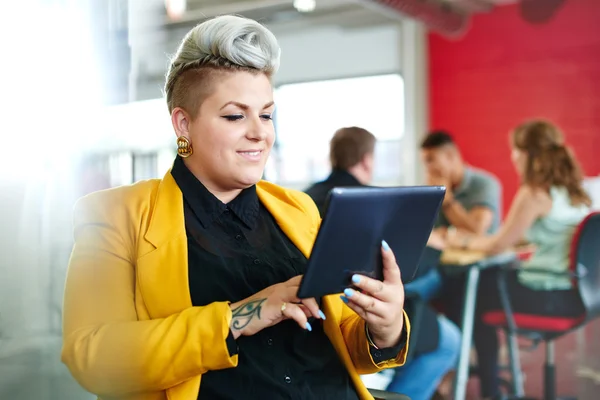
[164,15,281,118]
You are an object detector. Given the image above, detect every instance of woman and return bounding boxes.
[61,15,409,400]
[446,119,591,399]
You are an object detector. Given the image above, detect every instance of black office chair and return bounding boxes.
[482,212,600,400]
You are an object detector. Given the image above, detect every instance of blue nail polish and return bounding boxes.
[352,274,361,284]
[340,295,349,304]
[305,322,312,331]
[318,310,327,320]
[344,288,354,298]
[382,240,390,251]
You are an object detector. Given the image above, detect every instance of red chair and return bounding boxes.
[482,212,600,400]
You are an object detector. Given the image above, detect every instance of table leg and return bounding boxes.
[452,267,481,400]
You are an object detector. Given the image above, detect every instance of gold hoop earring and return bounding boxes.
[176,136,193,158]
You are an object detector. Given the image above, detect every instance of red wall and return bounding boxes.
[428,0,600,213]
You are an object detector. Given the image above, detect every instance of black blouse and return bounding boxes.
[171,157,400,400]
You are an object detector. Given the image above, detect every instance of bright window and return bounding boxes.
[266,74,405,189]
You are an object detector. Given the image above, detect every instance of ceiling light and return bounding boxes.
[293,0,316,13]
[165,0,187,20]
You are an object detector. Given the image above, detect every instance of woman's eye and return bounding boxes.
[222,115,244,121]
[261,114,273,121]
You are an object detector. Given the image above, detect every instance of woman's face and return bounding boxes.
[173,71,275,194]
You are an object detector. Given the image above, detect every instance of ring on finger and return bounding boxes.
[281,302,287,314]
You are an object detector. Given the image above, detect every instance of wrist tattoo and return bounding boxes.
[231,298,266,331]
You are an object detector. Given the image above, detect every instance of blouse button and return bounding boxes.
[253,259,261,265]
[235,234,242,240]
[284,375,292,384]
[267,338,273,346]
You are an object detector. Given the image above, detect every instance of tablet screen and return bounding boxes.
[298,186,445,299]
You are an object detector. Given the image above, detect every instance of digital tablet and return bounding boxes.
[297,186,445,299]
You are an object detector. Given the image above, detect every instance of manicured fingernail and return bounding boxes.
[352,274,361,284]
[318,310,327,320]
[344,288,354,298]
[382,240,390,251]
[340,295,349,304]
[305,322,312,331]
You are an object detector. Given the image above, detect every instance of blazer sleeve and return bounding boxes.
[61,195,238,397]
[299,191,411,374]
[339,306,411,375]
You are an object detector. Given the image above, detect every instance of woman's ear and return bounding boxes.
[171,107,191,139]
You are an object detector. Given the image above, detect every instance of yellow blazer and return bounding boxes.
[62,170,410,400]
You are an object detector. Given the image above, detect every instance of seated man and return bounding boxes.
[305,126,460,400]
[304,127,375,215]
[419,130,503,397]
[417,130,503,300]
[421,130,502,236]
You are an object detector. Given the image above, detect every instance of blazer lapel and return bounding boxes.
[322,296,357,370]
[137,170,192,319]
[256,183,317,259]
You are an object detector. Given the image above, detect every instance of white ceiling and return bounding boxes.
[163,0,393,31]
[127,0,520,89]
[159,0,520,35]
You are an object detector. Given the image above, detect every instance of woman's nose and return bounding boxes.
[246,118,267,140]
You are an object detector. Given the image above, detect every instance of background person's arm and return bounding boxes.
[443,177,501,234]
[427,228,447,249]
[443,203,494,234]
[450,186,547,254]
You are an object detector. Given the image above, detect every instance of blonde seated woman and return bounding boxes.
[445,120,591,399]
[61,15,410,400]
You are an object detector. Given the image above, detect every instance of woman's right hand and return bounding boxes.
[228,275,323,339]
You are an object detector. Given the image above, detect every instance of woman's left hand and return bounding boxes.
[341,241,405,349]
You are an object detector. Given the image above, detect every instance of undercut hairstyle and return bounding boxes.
[164,15,281,119]
[420,130,456,149]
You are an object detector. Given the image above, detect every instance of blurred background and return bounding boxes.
[0,0,598,399]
